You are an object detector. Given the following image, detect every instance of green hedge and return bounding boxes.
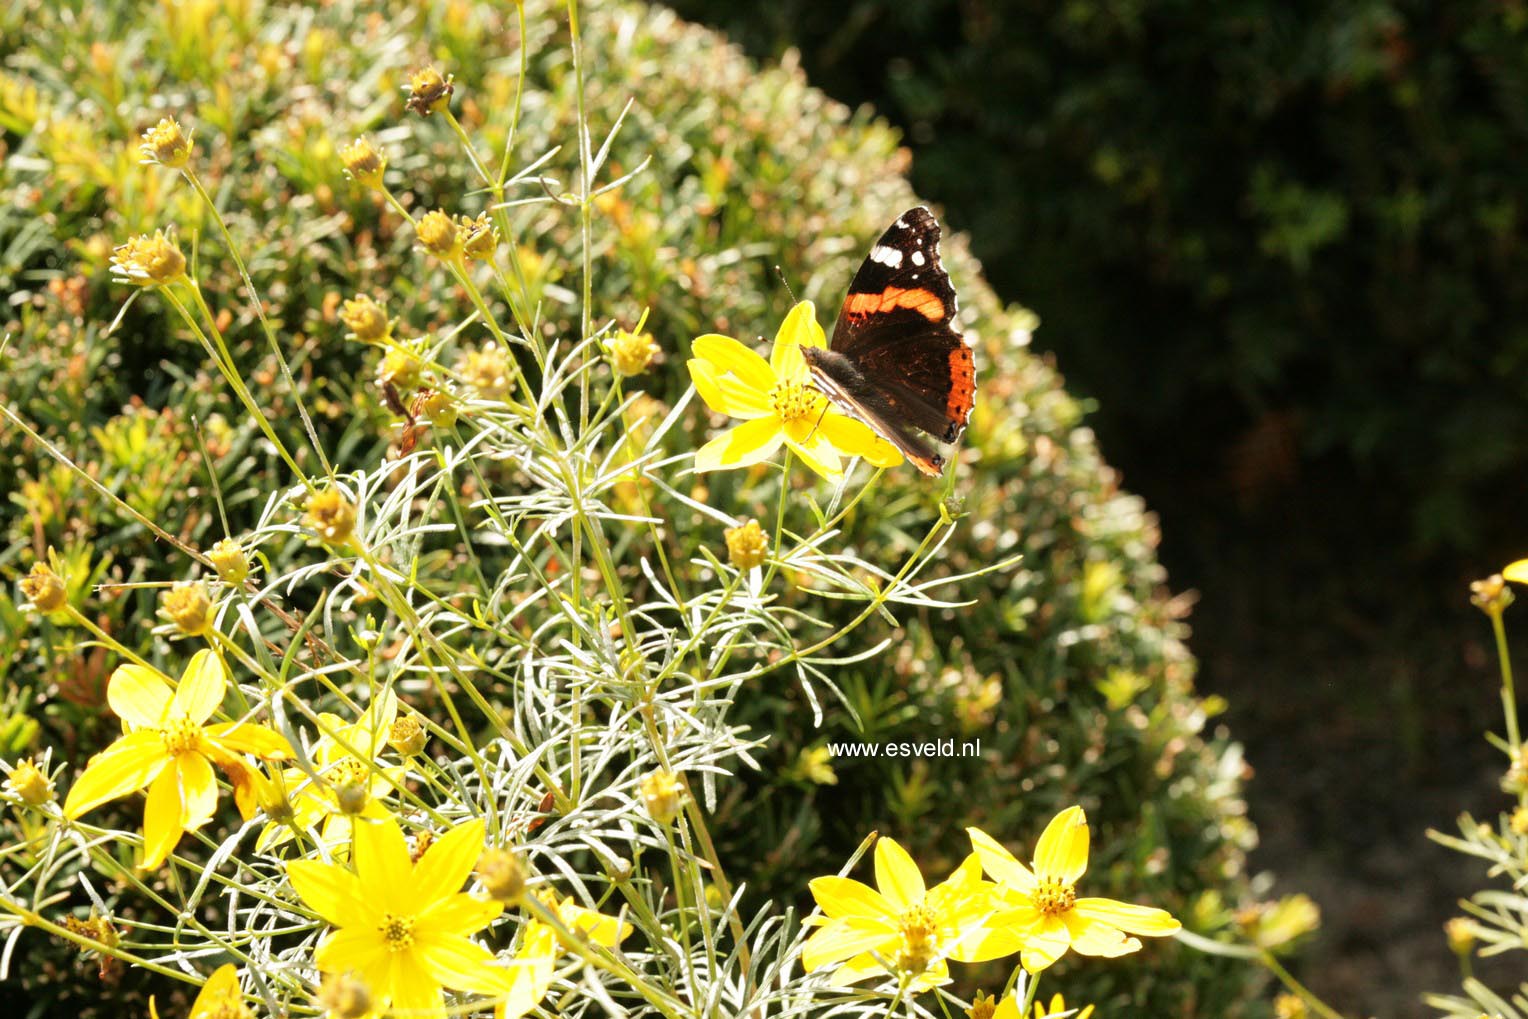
[1,1,1262,1014]
[669,0,1528,551]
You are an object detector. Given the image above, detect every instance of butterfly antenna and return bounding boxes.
[773,265,798,304]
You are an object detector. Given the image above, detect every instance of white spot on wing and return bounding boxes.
[870,245,902,268]
[911,250,926,266]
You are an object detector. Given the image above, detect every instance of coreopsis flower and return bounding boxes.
[139,116,193,169]
[286,817,504,1018]
[63,650,294,869]
[1027,993,1095,1019]
[969,807,1181,973]
[150,964,251,1019]
[688,301,902,480]
[5,757,54,806]
[476,847,526,905]
[404,66,454,116]
[208,539,251,585]
[606,327,659,376]
[723,519,769,571]
[803,836,1011,987]
[160,580,214,637]
[305,489,358,547]
[639,769,683,825]
[19,561,66,613]
[388,714,428,756]
[495,893,633,1019]
[339,136,387,189]
[111,229,187,287]
[461,212,498,261]
[417,209,462,261]
[257,691,401,852]
[340,294,391,343]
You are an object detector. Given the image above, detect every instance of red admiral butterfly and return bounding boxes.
[801,207,976,477]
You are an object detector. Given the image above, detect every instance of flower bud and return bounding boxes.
[139,117,194,169]
[305,489,358,547]
[476,847,526,904]
[19,562,66,614]
[639,768,684,825]
[208,539,251,585]
[339,136,387,189]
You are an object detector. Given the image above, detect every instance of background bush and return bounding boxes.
[1,1,1264,1015]
[669,0,1528,554]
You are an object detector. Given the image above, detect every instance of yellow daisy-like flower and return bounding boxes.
[496,892,633,1019]
[992,992,1095,1019]
[688,301,903,480]
[287,817,504,1019]
[802,836,1013,987]
[149,963,250,1019]
[969,807,1181,973]
[63,650,294,870]
[257,690,402,852]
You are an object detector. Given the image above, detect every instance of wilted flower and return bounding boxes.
[340,294,391,343]
[724,519,769,571]
[419,387,459,428]
[461,212,498,261]
[139,116,193,169]
[1470,574,1513,616]
[639,769,684,825]
[404,66,454,116]
[607,327,660,376]
[111,230,187,287]
[160,580,214,637]
[339,136,387,189]
[476,847,526,904]
[208,538,251,585]
[19,561,66,614]
[316,972,372,1019]
[458,344,513,399]
[388,715,428,756]
[305,489,358,547]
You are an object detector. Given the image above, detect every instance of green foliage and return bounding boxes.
[669,0,1528,551]
[1,0,1265,1014]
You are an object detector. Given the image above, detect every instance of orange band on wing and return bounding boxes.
[843,286,945,322]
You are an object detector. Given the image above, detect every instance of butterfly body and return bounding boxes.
[802,207,975,477]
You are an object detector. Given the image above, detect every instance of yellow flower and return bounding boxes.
[208,539,251,585]
[257,691,401,852]
[607,327,660,376]
[688,301,903,480]
[340,136,387,190]
[111,229,187,287]
[495,893,632,1019]
[160,580,214,637]
[149,963,250,1019]
[969,807,1181,973]
[19,561,66,614]
[982,992,1097,1019]
[139,117,193,169]
[6,757,54,806]
[306,489,358,547]
[287,817,503,1019]
[63,650,294,870]
[803,836,1012,987]
[724,519,769,571]
[417,209,462,261]
[340,294,391,343]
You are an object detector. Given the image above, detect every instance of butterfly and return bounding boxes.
[801,207,976,477]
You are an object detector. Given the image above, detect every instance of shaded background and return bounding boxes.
[664,1,1528,1014]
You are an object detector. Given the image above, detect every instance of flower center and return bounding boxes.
[378,912,415,950]
[1031,877,1076,917]
[894,904,941,975]
[158,715,201,756]
[770,380,820,424]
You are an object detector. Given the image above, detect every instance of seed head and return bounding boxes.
[377,348,423,390]
[317,972,372,1019]
[110,229,187,287]
[305,489,358,547]
[458,344,513,399]
[724,519,769,572]
[161,581,214,637]
[19,562,66,614]
[416,209,462,261]
[607,328,660,377]
[388,715,428,757]
[461,213,498,261]
[419,388,459,429]
[340,294,391,343]
[339,136,387,190]
[6,758,54,807]
[1471,574,1514,616]
[475,847,526,904]
[404,67,455,116]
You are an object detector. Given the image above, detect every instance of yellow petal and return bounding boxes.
[801,919,896,972]
[204,721,294,760]
[1032,806,1089,884]
[819,413,904,467]
[694,417,784,472]
[173,650,227,725]
[496,927,559,1019]
[563,900,633,947]
[1072,897,1181,936]
[384,949,446,1019]
[419,892,503,938]
[189,964,241,1019]
[872,837,926,912]
[354,816,413,916]
[784,430,842,480]
[1019,915,1072,972]
[63,731,169,818]
[107,664,174,729]
[1062,911,1141,957]
[141,766,187,869]
[313,925,390,977]
[807,875,897,921]
[770,301,824,382]
[693,333,776,392]
[1504,559,1528,584]
[967,826,1036,891]
[993,994,1023,1019]
[689,358,772,419]
[413,819,486,908]
[288,859,371,929]
[176,753,219,831]
[412,930,501,993]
